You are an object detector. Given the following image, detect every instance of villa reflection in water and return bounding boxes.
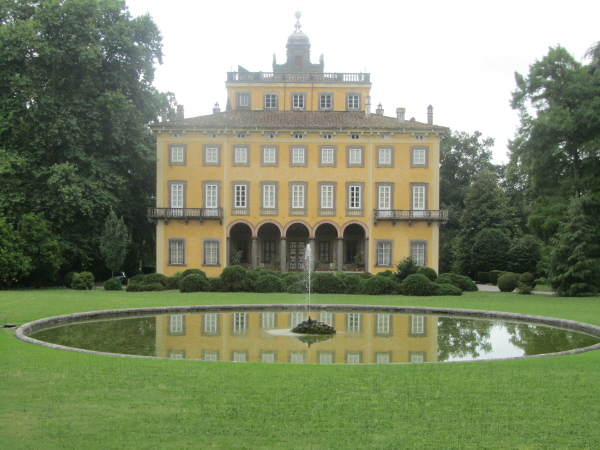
[157,312,437,364]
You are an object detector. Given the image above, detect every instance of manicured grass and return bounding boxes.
[2,289,600,448]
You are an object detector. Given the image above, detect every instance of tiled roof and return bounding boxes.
[153,111,446,131]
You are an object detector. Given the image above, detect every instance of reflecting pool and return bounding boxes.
[29,309,600,364]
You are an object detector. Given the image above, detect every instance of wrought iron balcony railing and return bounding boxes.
[147,208,223,225]
[374,209,449,226]
[227,72,371,84]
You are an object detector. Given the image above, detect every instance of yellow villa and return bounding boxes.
[148,13,448,277]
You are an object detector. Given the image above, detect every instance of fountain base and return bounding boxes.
[291,317,336,335]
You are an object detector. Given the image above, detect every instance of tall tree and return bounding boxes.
[99,210,131,276]
[0,215,30,284]
[0,0,163,272]
[18,213,63,286]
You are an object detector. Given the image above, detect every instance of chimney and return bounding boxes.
[396,107,405,124]
[176,104,184,121]
[213,102,221,114]
[376,103,384,115]
[427,105,433,125]
[161,106,168,123]
[365,95,371,117]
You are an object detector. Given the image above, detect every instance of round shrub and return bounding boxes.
[254,274,285,293]
[245,269,261,286]
[207,277,221,292]
[181,268,207,279]
[287,281,306,294]
[497,273,518,292]
[281,272,303,288]
[164,276,180,290]
[359,271,373,279]
[103,278,122,291]
[361,275,398,295]
[417,266,438,282]
[341,274,363,295]
[144,273,169,287]
[435,283,463,296]
[129,274,146,284]
[436,273,478,292]
[255,269,281,278]
[220,265,251,292]
[519,272,536,288]
[179,274,211,293]
[312,273,343,294]
[517,281,533,295]
[126,282,165,292]
[377,270,395,278]
[63,271,75,288]
[401,274,438,296]
[71,271,95,290]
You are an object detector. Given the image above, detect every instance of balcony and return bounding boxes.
[147,208,223,225]
[226,72,371,84]
[374,210,449,226]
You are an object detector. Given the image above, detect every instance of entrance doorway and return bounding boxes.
[289,241,306,270]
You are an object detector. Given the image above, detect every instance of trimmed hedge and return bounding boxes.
[416,267,438,282]
[312,273,343,294]
[435,283,463,296]
[287,281,306,294]
[519,272,536,287]
[220,265,251,292]
[180,268,207,279]
[71,272,95,290]
[361,275,398,295]
[401,274,438,296]
[436,273,478,292]
[103,278,122,291]
[489,270,503,285]
[340,274,363,295]
[126,282,165,292]
[477,271,490,284]
[254,274,285,293]
[498,273,518,292]
[179,274,211,293]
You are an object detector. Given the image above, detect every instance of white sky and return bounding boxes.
[125,0,599,164]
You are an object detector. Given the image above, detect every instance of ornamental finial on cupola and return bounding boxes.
[294,10,302,33]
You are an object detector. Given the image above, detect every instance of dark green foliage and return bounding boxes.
[401,274,438,296]
[220,265,251,292]
[164,277,180,290]
[129,274,146,284]
[143,273,169,287]
[358,271,373,279]
[103,278,122,291]
[0,215,30,282]
[179,274,210,293]
[180,269,207,279]
[287,281,306,294]
[312,273,343,294]
[377,270,395,277]
[255,270,281,278]
[291,317,336,335]
[281,272,303,288]
[71,272,95,290]
[395,257,418,281]
[435,283,463,296]
[126,282,164,292]
[489,270,503,285]
[99,211,131,274]
[207,277,221,292]
[416,266,438,282]
[517,282,534,295]
[471,228,511,273]
[547,197,600,297]
[436,273,478,292]
[63,272,76,288]
[497,273,518,292]
[361,275,398,295]
[245,270,261,286]
[337,273,363,295]
[478,272,490,284]
[254,274,285,293]
[508,235,542,275]
[519,272,536,288]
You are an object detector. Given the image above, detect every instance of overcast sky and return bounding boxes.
[125,0,599,164]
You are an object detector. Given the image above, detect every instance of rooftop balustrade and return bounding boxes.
[227,72,371,84]
[374,210,449,226]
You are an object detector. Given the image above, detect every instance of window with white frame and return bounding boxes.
[321,148,334,165]
[290,312,305,327]
[349,185,361,209]
[232,352,247,362]
[234,147,247,165]
[261,312,276,329]
[204,240,219,266]
[376,352,391,364]
[347,353,361,364]
[290,352,305,364]
[169,315,183,334]
[169,351,184,360]
[349,148,361,165]
[292,93,305,109]
[205,184,218,209]
[411,315,425,334]
[263,184,275,209]
[292,147,305,165]
[412,185,426,210]
[238,93,250,108]
[292,185,304,209]
[169,240,184,265]
[264,94,277,109]
[347,94,360,110]
[235,184,247,208]
[321,185,334,209]
[232,313,247,334]
[319,312,333,326]
[411,241,426,266]
[377,241,392,266]
[171,146,184,164]
[203,351,218,361]
[347,313,361,332]
[203,314,219,334]
[205,147,219,164]
[412,147,427,166]
[378,148,392,166]
[319,352,334,364]
[170,183,184,208]
[319,93,332,110]
[263,147,276,165]
[261,352,276,363]
[411,353,425,363]
[378,185,391,210]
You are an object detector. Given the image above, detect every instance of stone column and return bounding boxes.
[364,237,369,272]
[280,237,287,273]
[337,237,344,272]
[226,237,230,266]
[251,237,258,269]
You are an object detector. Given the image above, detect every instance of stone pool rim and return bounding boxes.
[15,304,600,363]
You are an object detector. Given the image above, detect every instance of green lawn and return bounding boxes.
[2,289,600,449]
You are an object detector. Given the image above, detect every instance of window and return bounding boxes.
[262,147,277,166]
[289,182,307,215]
[170,183,184,209]
[237,133,246,139]
[411,316,426,335]
[290,352,306,364]
[350,134,359,140]
[290,312,305,327]
[169,239,185,265]
[349,185,361,209]
[203,351,219,361]
[169,315,184,334]
[234,184,247,208]
[232,313,247,334]
[410,353,425,363]
[203,314,219,335]
[169,145,185,165]
[292,185,304,209]
[319,312,333,326]
[233,146,248,166]
[411,146,428,167]
[412,184,426,211]
[319,93,332,110]
[320,184,334,209]
[292,93,305,109]
[346,352,361,364]
[376,352,391,364]
[264,240,276,263]
[264,93,277,109]
[347,313,361,332]
[237,92,250,109]
[205,147,218,164]
[261,352,276,363]
[347,94,360,110]
[322,134,332,139]
[376,314,391,335]
[410,241,427,267]
[378,147,392,166]
[376,241,392,266]
[318,241,331,263]
[321,148,334,165]
[232,351,247,362]
[294,133,304,139]
[203,240,219,266]
[261,312,276,329]
[291,147,305,165]
[347,147,364,167]
[318,352,334,364]
[263,184,275,209]
[205,184,218,209]
[378,185,391,210]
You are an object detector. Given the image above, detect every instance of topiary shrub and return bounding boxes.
[396,257,419,281]
[255,269,281,278]
[401,274,438,296]
[416,266,438,282]
[103,278,122,291]
[63,271,76,288]
[254,274,285,293]
[144,273,169,287]
[517,281,533,295]
[361,275,398,295]
[287,281,306,294]
[435,283,463,296]
[489,270,503,285]
[377,270,395,278]
[71,271,95,290]
[341,274,363,295]
[208,277,221,292]
[179,274,211,293]
[282,272,303,288]
[129,274,146,284]
[245,269,261,286]
[220,265,251,292]
[126,282,165,292]
[359,271,373,279]
[436,273,478,292]
[497,273,518,292]
[181,268,207,279]
[165,276,180,290]
[312,273,343,294]
[477,271,490,284]
[519,272,536,288]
